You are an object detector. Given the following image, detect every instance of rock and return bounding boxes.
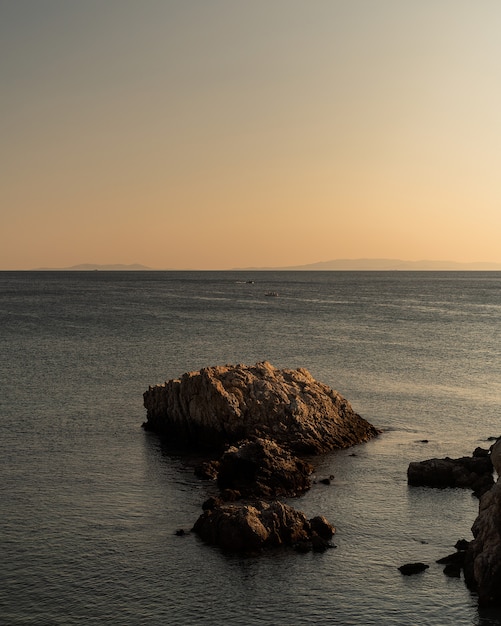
[473,447,490,458]
[407,453,494,497]
[194,460,220,480]
[143,361,379,453]
[490,438,501,474]
[437,550,466,577]
[464,481,501,605]
[192,500,336,552]
[309,515,336,540]
[216,437,313,498]
[398,563,429,575]
[437,551,465,565]
[455,539,470,552]
[220,488,241,502]
[319,475,334,485]
[310,533,334,552]
[202,496,222,511]
[444,562,462,578]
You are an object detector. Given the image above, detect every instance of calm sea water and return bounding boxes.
[1,270,501,625]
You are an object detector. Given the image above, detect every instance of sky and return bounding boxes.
[2,0,501,270]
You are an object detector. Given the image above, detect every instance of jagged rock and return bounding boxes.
[407,452,494,497]
[143,361,378,453]
[194,460,220,480]
[464,481,501,605]
[192,500,336,552]
[216,437,313,498]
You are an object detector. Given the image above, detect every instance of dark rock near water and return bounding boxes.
[455,538,470,552]
[194,460,220,480]
[398,563,429,575]
[473,447,490,458]
[443,561,462,578]
[318,475,334,485]
[144,362,378,557]
[216,437,313,498]
[143,361,379,453]
[310,515,335,540]
[437,551,467,565]
[407,452,494,497]
[464,481,501,606]
[437,548,467,578]
[192,500,336,553]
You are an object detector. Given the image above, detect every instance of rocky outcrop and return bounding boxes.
[436,540,470,578]
[216,437,313,498]
[398,563,429,575]
[407,450,493,497]
[143,361,379,453]
[192,500,335,552]
[464,481,501,605]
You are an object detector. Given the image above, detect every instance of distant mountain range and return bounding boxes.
[32,259,501,271]
[35,263,153,271]
[237,258,501,271]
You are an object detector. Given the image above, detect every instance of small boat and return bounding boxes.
[265,291,279,297]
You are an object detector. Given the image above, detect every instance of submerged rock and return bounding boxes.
[192,500,335,552]
[143,361,379,453]
[407,452,494,497]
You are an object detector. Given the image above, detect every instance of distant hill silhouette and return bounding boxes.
[237,258,501,271]
[35,263,153,271]
[32,259,501,271]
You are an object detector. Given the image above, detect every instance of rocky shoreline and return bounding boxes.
[407,439,501,607]
[143,362,379,553]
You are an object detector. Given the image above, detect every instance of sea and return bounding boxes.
[1,270,501,625]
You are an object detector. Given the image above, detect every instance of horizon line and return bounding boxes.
[4,258,501,271]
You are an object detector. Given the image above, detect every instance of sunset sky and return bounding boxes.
[2,0,501,270]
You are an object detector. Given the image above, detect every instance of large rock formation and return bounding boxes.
[465,481,501,605]
[143,361,378,453]
[192,500,335,552]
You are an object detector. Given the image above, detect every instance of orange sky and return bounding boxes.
[2,1,501,269]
